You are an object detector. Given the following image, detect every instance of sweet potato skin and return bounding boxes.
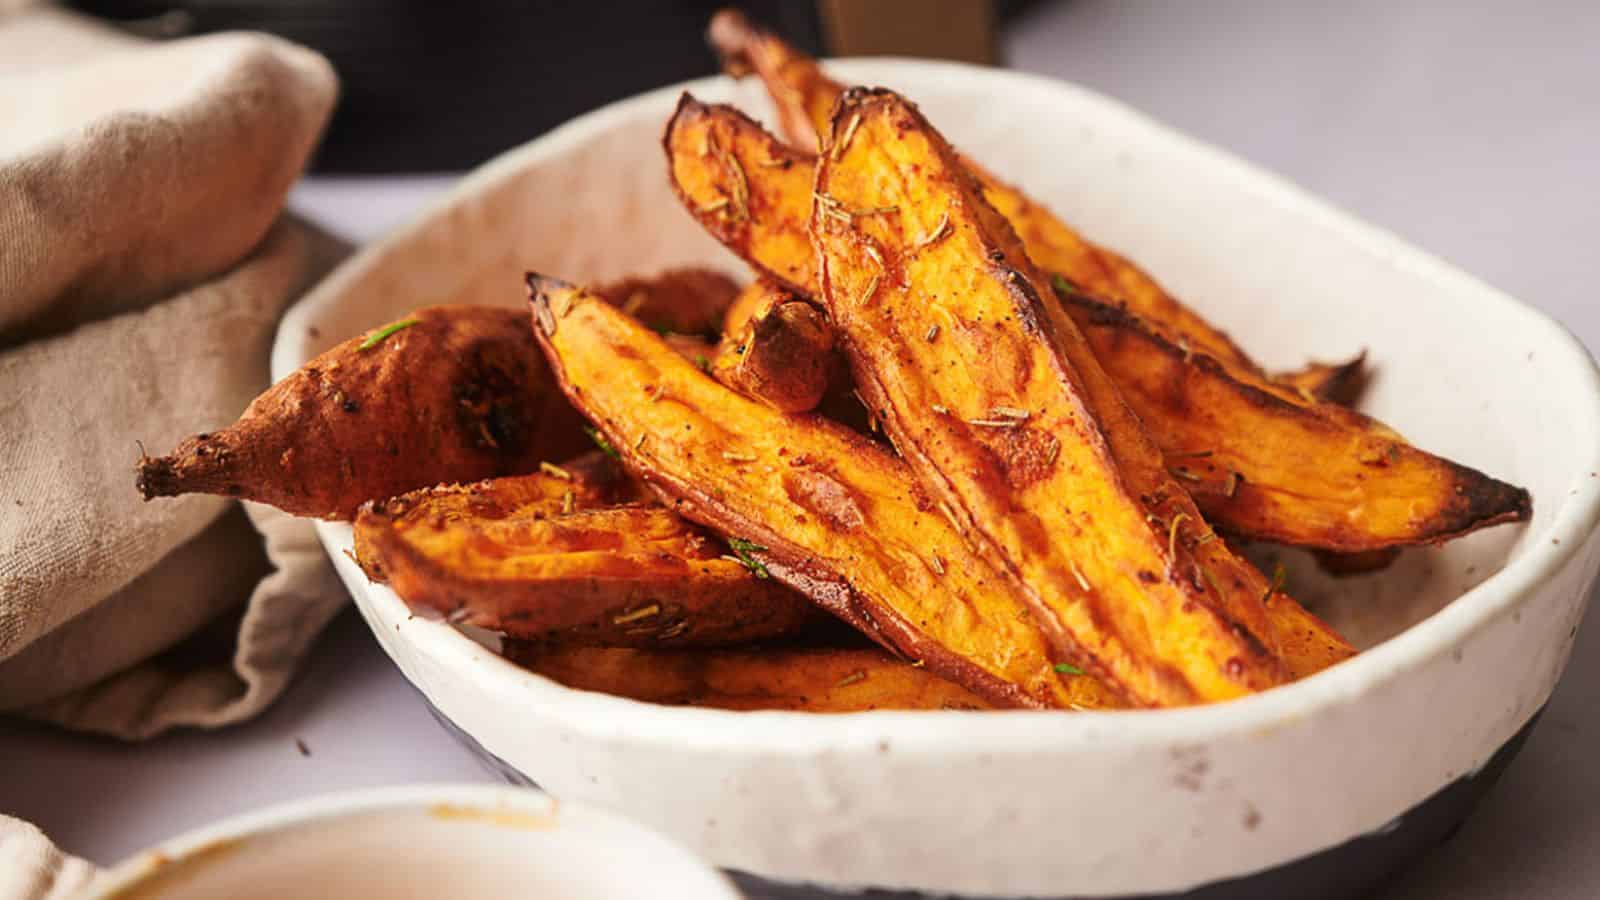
[666,102,1529,553]
[812,88,1293,705]
[355,466,820,647]
[137,305,589,520]
[529,276,1121,710]
[505,642,993,712]
[711,278,836,412]
[593,266,743,337]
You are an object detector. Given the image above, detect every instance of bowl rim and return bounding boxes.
[287,58,1600,753]
[87,783,742,898]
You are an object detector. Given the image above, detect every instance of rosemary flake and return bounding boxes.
[561,489,575,515]
[834,113,862,160]
[857,269,882,307]
[611,603,661,625]
[911,213,952,251]
[1167,512,1191,561]
[1069,560,1092,592]
[1054,662,1086,676]
[834,670,868,688]
[929,553,946,576]
[925,323,940,341]
[539,461,572,481]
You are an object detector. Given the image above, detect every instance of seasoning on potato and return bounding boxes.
[137,305,590,520]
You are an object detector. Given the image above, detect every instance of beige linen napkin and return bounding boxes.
[0,7,349,894]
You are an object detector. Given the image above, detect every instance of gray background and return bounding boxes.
[3,1,1596,897]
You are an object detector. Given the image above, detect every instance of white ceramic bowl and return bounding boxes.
[87,784,741,899]
[274,61,1600,897]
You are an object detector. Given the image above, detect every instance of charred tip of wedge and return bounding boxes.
[134,454,179,501]
[525,271,574,336]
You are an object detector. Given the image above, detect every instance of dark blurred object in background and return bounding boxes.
[68,1,1038,173]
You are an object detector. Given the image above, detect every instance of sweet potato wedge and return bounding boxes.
[1058,290,1531,551]
[137,305,589,520]
[705,8,1262,373]
[355,465,820,647]
[812,88,1296,705]
[665,98,1530,552]
[710,278,837,412]
[504,642,993,712]
[593,266,743,337]
[529,275,1122,710]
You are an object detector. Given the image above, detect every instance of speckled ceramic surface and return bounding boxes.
[273,61,1600,897]
[87,784,741,899]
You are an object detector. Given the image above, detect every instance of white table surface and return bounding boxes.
[3,1,1596,897]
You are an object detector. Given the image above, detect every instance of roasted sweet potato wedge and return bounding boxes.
[137,305,589,520]
[355,465,820,647]
[705,8,1262,373]
[1059,290,1531,551]
[710,278,837,412]
[813,88,1304,705]
[529,276,1122,710]
[594,266,742,337]
[665,99,1530,552]
[504,642,992,711]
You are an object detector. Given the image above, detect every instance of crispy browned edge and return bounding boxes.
[528,273,1102,710]
[1067,295,1532,547]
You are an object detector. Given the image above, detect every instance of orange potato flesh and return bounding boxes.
[705,8,1262,373]
[530,277,1122,710]
[664,98,1529,553]
[812,88,1294,706]
[710,278,837,412]
[504,642,993,712]
[355,464,820,647]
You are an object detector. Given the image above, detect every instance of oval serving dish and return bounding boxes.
[274,61,1600,898]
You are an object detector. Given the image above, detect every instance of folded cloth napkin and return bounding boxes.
[0,7,348,894]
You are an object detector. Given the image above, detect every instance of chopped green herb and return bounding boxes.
[358,319,419,350]
[1054,662,1085,675]
[1050,274,1081,298]
[727,537,771,579]
[1263,563,1288,603]
[584,425,620,459]
[694,354,711,373]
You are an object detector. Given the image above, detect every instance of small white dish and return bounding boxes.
[87,784,740,899]
[274,60,1600,897]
